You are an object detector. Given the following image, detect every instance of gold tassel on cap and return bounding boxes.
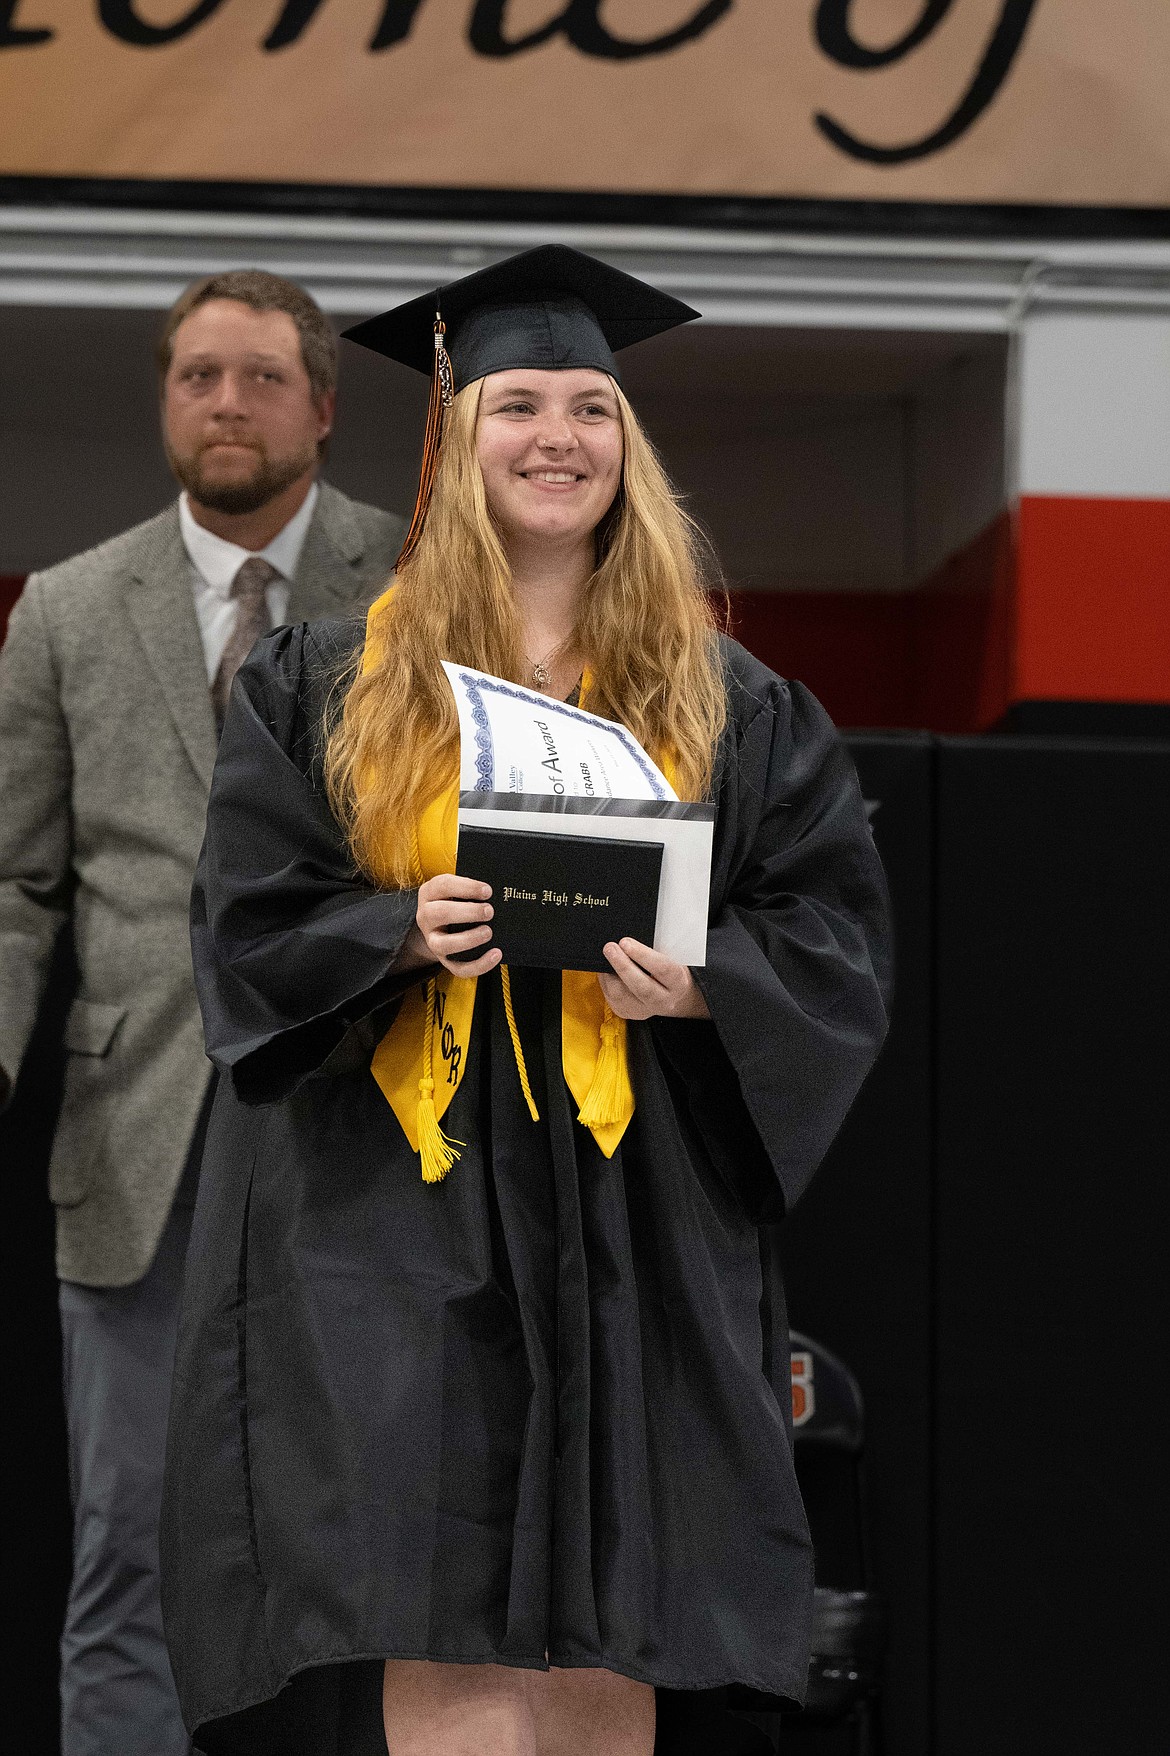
[394,311,454,573]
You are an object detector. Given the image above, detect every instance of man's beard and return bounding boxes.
[169,438,316,515]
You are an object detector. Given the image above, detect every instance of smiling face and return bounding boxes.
[475,368,624,555]
[162,298,333,515]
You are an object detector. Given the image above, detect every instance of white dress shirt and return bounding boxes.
[180,482,318,683]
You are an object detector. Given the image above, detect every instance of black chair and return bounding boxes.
[727,1331,887,1755]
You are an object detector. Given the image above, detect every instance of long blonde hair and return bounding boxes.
[324,378,727,889]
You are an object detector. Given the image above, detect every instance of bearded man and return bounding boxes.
[0,270,405,1756]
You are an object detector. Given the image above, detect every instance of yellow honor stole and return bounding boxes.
[360,589,665,1182]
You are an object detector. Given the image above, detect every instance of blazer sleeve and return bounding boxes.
[0,575,73,1103]
[653,674,891,1221]
[191,622,422,1105]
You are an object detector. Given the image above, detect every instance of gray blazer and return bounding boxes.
[0,482,404,1287]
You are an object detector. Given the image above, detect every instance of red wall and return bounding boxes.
[0,576,22,640]
[2,551,1012,735]
[728,511,1015,734]
[1016,496,1170,705]
[5,497,1163,735]
[728,589,917,731]
[731,493,1170,731]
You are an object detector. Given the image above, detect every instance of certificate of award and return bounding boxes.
[441,660,676,800]
[443,664,714,967]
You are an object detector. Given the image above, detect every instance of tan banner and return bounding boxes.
[1,0,1169,207]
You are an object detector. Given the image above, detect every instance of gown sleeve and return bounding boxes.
[652,655,891,1221]
[190,622,421,1105]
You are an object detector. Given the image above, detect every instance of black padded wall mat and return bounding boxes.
[933,736,1170,1756]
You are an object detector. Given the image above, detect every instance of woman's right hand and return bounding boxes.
[403,874,502,978]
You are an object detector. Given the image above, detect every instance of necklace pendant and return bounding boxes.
[531,661,549,688]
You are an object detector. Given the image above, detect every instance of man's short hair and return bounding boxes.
[157,269,337,398]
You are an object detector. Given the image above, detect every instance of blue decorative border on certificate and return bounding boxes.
[456,671,669,800]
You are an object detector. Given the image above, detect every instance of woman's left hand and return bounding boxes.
[598,939,710,1021]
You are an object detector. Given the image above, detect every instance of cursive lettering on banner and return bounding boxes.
[816,0,955,69]
[84,0,732,59]
[814,0,1039,164]
[0,0,51,46]
[265,0,427,51]
[99,0,226,47]
[468,0,733,61]
[1,0,1044,175]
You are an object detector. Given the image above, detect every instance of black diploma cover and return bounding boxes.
[456,825,663,972]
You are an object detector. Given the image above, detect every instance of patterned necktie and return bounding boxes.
[211,556,279,731]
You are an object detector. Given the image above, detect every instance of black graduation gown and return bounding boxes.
[160,620,891,1755]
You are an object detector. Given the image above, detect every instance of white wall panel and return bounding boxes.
[1019,313,1170,500]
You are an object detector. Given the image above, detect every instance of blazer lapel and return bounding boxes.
[286,483,367,623]
[125,508,218,792]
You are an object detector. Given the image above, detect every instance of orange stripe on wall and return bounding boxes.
[1016,496,1170,704]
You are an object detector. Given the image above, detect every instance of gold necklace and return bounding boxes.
[527,636,571,690]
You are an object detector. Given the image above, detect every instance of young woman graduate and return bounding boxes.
[160,246,892,1756]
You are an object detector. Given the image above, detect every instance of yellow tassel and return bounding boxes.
[416,975,463,1182]
[576,1003,626,1128]
[416,1074,462,1183]
[500,965,540,1122]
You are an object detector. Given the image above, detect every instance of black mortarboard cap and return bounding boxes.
[342,244,699,390]
[343,246,699,570]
